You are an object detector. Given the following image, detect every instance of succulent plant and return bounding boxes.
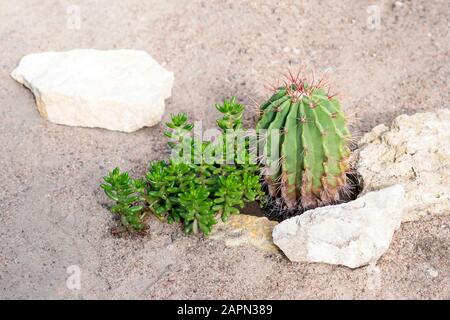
[101,97,264,235]
[256,72,352,212]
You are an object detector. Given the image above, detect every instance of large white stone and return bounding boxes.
[357,109,450,222]
[11,49,174,132]
[272,185,405,269]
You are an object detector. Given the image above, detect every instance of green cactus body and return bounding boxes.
[257,79,351,210]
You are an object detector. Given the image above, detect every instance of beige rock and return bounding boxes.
[210,214,279,252]
[11,49,174,132]
[272,185,405,268]
[358,109,450,222]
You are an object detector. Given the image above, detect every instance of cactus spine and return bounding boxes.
[257,73,351,210]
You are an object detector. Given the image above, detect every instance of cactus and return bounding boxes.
[256,72,352,211]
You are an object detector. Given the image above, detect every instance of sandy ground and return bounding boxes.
[0,0,449,299]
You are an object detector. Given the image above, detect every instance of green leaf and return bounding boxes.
[213,197,225,203]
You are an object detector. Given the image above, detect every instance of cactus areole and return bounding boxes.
[256,73,352,211]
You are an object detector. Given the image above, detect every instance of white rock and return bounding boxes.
[11,49,174,132]
[358,109,450,222]
[272,185,405,269]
